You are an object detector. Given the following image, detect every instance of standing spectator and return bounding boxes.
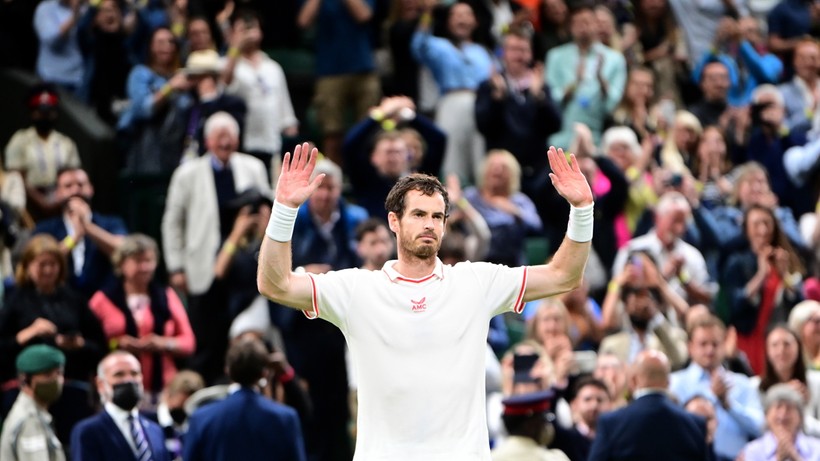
[779,39,820,133]
[631,0,688,104]
[588,351,709,461]
[593,353,630,410]
[70,351,170,461]
[0,345,66,461]
[77,0,135,125]
[688,61,734,129]
[684,396,719,461]
[609,67,657,143]
[117,26,192,175]
[767,0,820,77]
[386,0,425,101]
[298,0,381,165]
[475,27,562,225]
[740,384,820,460]
[788,300,820,368]
[670,316,764,461]
[33,0,85,93]
[4,84,81,220]
[551,377,610,461]
[161,111,270,384]
[533,0,571,60]
[545,1,627,149]
[34,167,128,298]
[491,391,570,461]
[223,9,297,180]
[411,0,492,185]
[88,234,196,407]
[184,338,306,461]
[668,0,749,73]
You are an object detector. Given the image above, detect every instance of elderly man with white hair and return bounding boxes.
[612,191,715,309]
[162,111,271,384]
[740,383,820,461]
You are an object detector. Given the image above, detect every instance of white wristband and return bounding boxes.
[566,203,594,242]
[266,200,299,242]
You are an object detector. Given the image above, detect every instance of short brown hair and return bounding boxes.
[166,370,205,397]
[226,337,270,386]
[15,234,67,287]
[384,173,449,218]
[686,315,726,340]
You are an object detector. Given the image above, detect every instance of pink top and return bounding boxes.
[88,287,195,390]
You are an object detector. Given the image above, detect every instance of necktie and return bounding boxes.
[129,415,154,461]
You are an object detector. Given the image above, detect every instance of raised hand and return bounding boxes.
[275,143,325,208]
[547,146,594,208]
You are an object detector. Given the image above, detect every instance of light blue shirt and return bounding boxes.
[410,31,492,93]
[34,0,85,87]
[742,432,820,461]
[545,42,626,149]
[670,363,764,460]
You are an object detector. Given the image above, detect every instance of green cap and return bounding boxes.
[16,344,65,374]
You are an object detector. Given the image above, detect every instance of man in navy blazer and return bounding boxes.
[183,338,306,461]
[70,351,170,461]
[34,167,127,297]
[588,350,709,461]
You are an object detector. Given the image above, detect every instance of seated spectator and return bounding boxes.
[788,300,820,368]
[550,377,611,461]
[0,234,106,444]
[70,351,170,461]
[752,325,820,436]
[343,98,445,219]
[442,174,492,264]
[608,67,657,143]
[88,234,195,407]
[683,395,719,461]
[182,16,216,60]
[779,39,820,133]
[0,165,27,290]
[558,281,605,351]
[692,125,733,209]
[223,9,297,179]
[670,316,764,461]
[492,391,570,461]
[719,205,805,374]
[592,353,630,410]
[533,0,571,59]
[355,218,394,271]
[148,369,205,460]
[684,303,755,376]
[118,26,192,175]
[629,0,688,105]
[767,0,820,76]
[34,167,127,297]
[688,60,734,131]
[77,0,135,125]
[599,252,689,369]
[740,384,820,461]
[656,110,702,175]
[463,150,542,267]
[33,0,84,93]
[4,84,80,220]
[184,338,306,461]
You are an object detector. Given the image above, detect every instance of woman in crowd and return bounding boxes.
[630,0,688,105]
[741,384,820,459]
[721,205,805,375]
[88,234,195,408]
[691,125,733,209]
[464,150,542,267]
[788,300,820,369]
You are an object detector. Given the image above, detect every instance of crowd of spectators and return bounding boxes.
[0,0,820,459]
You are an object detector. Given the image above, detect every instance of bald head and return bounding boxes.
[631,350,670,391]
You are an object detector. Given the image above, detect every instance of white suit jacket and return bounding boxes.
[162,152,271,295]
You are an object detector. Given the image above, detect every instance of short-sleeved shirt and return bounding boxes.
[4,127,80,188]
[305,259,527,460]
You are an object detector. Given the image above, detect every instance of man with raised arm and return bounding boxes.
[257,142,594,460]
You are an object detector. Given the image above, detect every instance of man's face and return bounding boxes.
[97,354,143,404]
[187,19,213,52]
[570,9,598,46]
[309,174,341,218]
[502,35,532,75]
[95,0,122,33]
[357,225,394,268]
[447,3,477,42]
[622,285,659,328]
[794,42,820,82]
[56,170,93,202]
[626,69,654,104]
[593,356,627,399]
[389,190,446,261]
[700,63,730,102]
[371,139,409,179]
[688,326,725,371]
[655,207,688,246]
[206,126,238,163]
[685,398,717,443]
[571,385,610,429]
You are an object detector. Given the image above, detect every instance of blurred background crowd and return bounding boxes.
[0,0,820,459]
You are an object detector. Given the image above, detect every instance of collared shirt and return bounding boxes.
[631,388,668,400]
[411,32,493,93]
[0,392,65,461]
[62,212,88,277]
[670,363,764,460]
[210,153,232,172]
[104,402,140,454]
[742,431,820,461]
[4,128,81,189]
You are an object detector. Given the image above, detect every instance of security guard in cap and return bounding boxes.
[0,344,66,461]
[491,390,570,461]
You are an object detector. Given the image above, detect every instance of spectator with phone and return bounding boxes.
[670,316,764,461]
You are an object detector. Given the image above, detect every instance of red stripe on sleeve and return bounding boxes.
[303,274,320,320]
[513,267,528,314]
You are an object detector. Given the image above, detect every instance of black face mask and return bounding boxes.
[169,407,187,425]
[32,118,55,133]
[629,314,650,331]
[110,381,142,410]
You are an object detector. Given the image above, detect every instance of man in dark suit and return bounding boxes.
[70,351,169,461]
[588,350,709,461]
[34,167,127,297]
[183,337,306,461]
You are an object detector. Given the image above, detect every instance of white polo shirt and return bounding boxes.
[306,259,528,461]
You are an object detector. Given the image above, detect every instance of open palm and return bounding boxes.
[547,146,594,208]
[275,142,325,207]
